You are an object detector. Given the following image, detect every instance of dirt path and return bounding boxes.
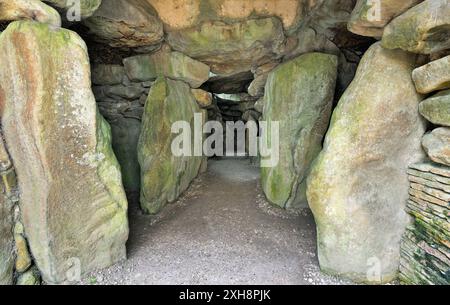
[81,158,352,285]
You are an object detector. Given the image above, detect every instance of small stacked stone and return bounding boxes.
[399,50,450,285]
[0,134,40,285]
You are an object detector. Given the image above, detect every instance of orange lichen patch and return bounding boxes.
[147,0,201,29]
[212,0,301,29]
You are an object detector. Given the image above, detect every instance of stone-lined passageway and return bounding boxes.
[81,158,351,285]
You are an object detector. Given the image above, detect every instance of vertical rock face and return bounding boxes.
[261,53,338,210]
[0,21,129,284]
[0,138,14,285]
[306,43,426,283]
[138,77,203,214]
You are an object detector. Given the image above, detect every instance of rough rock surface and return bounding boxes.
[348,0,422,38]
[382,0,450,54]
[413,55,450,94]
[422,128,450,166]
[419,90,450,126]
[123,46,210,88]
[0,139,14,285]
[167,17,286,75]
[83,0,164,50]
[0,21,129,284]
[400,162,450,285]
[0,0,61,27]
[44,0,101,19]
[261,53,338,210]
[191,89,212,108]
[92,64,125,85]
[306,43,426,283]
[138,77,203,214]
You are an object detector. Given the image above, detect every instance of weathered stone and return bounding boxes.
[110,117,141,193]
[348,0,422,37]
[14,234,31,273]
[410,161,450,178]
[138,77,203,214]
[413,56,450,94]
[167,17,286,75]
[16,267,40,285]
[123,47,210,88]
[0,0,61,27]
[261,53,338,209]
[191,89,212,108]
[0,21,129,284]
[0,152,14,285]
[83,0,164,49]
[422,128,450,166]
[306,43,426,283]
[44,0,101,19]
[419,90,450,126]
[382,0,450,54]
[147,0,305,31]
[103,84,145,100]
[92,64,125,85]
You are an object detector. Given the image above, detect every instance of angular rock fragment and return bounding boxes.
[419,90,450,126]
[422,128,450,166]
[413,55,450,94]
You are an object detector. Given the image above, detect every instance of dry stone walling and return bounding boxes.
[0,21,128,284]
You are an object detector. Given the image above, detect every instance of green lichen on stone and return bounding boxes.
[419,90,450,126]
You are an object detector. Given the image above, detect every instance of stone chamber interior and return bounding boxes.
[0,0,449,286]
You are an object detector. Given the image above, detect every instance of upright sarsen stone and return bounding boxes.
[0,21,128,284]
[138,77,203,215]
[261,53,338,209]
[307,43,426,283]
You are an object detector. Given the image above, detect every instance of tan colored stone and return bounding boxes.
[348,0,422,37]
[14,234,31,273]
[191,89,212,108]
[413,56,450,94]
[0,0,61,27]
[422,128,450,166]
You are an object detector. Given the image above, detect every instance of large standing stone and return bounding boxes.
[0,138,14,285]
[0,21,129,284]
[382,0,450,54]
[261,53,338,209]
[419,90,450,126]
[422,128,450,166]
[166,17,286,75]
[123,46,210,88]
[348,0,422,38]
[83,0,163,50]
[0,0,61,27]
[138,77,203,214]
[412,55,450,94]
[306,43,426,283]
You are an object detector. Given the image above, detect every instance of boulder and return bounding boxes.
[138,77,203,214]
[123,47,210,88]
[0,21,129,284]
[91,64,125,85]
[422,128,450,166]
[306,43,426,283]
[261,53,338,209]
[14,234,31,273]
[412,55,450,94]
[382,0,450,54]
[0,0,61,27]
[348,0,422,37]
[83,0,163,50]
[166,17,286,75]
[419,90,450,126]
[44,0,101,19]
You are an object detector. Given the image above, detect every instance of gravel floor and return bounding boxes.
[80,158,353,285]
